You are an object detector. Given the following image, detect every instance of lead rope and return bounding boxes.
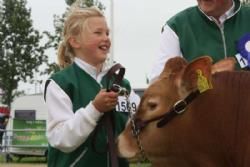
[124,91,149,166]
[105,64,125,167]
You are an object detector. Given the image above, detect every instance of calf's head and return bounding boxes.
[117,56,236,161]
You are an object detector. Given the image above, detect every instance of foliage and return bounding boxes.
[242,0,250,4]
[65,0,105,9]
[0,0,48,107]
[44,0,105,75]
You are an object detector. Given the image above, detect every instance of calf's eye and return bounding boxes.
[148,101,157,110]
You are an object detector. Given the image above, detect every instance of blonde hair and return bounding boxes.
[57,2,104,68]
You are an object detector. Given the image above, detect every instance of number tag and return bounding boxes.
[115,91,140,113]
[235,53,248,68]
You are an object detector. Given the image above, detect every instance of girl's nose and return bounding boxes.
[103,34,110,40]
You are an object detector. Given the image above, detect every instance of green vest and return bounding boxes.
[47,63,130,167]
[167,0,250,69]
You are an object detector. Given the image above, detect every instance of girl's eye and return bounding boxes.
[94,31,102,35]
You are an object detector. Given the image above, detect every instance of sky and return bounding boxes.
[23,0,197,93]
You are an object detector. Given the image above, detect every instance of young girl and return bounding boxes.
[44,3,140,167]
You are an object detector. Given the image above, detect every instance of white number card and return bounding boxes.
[235,53,248,68]
[115,91,140,113]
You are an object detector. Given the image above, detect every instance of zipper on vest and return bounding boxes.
[70,147,88,167]
[219,25,227,59]
[214,21,227,59]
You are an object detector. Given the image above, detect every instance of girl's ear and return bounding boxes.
[68,36,80,49]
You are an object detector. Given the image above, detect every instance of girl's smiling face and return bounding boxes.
[71,16,111,67]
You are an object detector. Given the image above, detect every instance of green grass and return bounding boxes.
[0,154,151,166]
[130,163,151,167]
[0,154,46,163]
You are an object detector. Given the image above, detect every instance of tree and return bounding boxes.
[44,0,105,74]
[0,0,48,107]
[66,0,105,7]
[242,0,250,4]
[46,0,105,49]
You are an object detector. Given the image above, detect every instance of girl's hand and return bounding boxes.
[93,89,119,113]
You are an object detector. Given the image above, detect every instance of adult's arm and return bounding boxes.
[148,25,183,83]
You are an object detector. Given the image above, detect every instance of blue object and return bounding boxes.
[237,33,250,67]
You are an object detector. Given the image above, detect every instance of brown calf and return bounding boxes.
[117,56,250,167]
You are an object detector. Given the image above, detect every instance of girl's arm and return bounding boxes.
[45,80,103,153]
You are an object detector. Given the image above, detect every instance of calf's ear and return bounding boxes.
[159,56,187,78]
[178,56,213,97]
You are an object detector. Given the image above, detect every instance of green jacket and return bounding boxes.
[167,0,250,68]
[47,63,130,167]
